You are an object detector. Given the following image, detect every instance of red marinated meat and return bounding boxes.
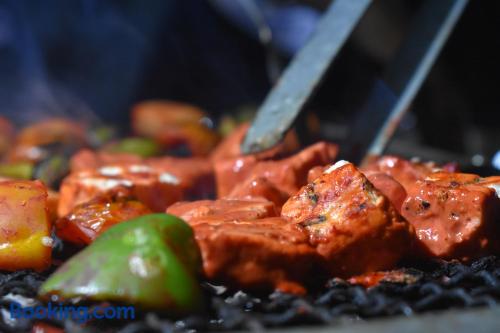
[167,198,277,226]
[362,155,444,190]
[348,269,421,288]
[56,195,152,245]
[58,164,184,216]
[131,100,220,156]
[193,218,326,294]
[281,161,413,278]
[363,171,407,212]
[70,150,214,199]
[215,141,338,197]
[226,177,289,209]
[210,123,300,163]
[402,172,500,260]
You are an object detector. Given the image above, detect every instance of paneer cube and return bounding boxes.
[0,180,51,271]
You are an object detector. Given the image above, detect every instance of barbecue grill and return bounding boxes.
[1,255,500,332]
[0,1,499,333]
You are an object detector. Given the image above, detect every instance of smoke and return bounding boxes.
[0,0,160,127]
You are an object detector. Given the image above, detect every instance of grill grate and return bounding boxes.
[0,256,499,332]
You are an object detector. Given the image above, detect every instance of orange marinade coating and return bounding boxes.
[281,161,413,278]
[210,122,300,163]
[167,197,278,226]
[362,155,444,190]
[58,164,184,217]
[363,171,407,213]
[131,100,220,156]
[226,176,290,210]
[193,218,325,294]
[402,172,500,260]
[215,141,338,197]
[56,195,152,245]
[70,149,214,199]
[0,180,51,271]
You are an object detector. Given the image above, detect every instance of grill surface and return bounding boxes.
[0,256,499,332]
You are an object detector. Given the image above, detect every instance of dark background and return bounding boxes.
[0,0,498,170]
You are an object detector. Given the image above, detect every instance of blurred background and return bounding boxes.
[0,0,498,173]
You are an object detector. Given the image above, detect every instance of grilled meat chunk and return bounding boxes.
[362,155,446,190]
[58,164,184,216]
[167,198,277,226]
[281,161,413,278]
[131,100,219,156]
[402,172,500,260]
[363,171,407,212]
[226,177,289,209]
[215,141,338,197]
[193,218,325,294]
[70,150,214,199]
[56,195,152,245]
[348,269,422,288]
[9,119,88,163]
[210,123,300,163]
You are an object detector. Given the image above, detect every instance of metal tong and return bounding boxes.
[241,0,468,165]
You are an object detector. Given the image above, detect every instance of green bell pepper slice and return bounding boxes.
[0,162,34,179]
[106,137,162,157]
[39,213,203,313]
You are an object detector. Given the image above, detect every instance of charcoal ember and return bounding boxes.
[0,270,47,332]
[1,256,500,332]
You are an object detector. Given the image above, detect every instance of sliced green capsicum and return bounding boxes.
[0,162,34,179]
[39,213,203,313]
[105,137,162,157]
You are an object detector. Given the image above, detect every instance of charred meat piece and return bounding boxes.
[58,164,184,216]
[148,156,214,198]
[309,165,407,212]
[193,218,326,294]
[167,198,277,226]
[131,100,219,156]
[478,176,500,198]
[70,150,214,199]
[281,161,413,278]
[8,118,88,163]
[56,195,152,245]
[363,171,407,213]
[215,141,338,197]
[226,176,289,210]
[47,189,60,223]
[362,155,447,190]
[348,268,422,288]
[307,165,325,183]
[213,154,258,197]
[402,172,500,260]
[210,123,300,163]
